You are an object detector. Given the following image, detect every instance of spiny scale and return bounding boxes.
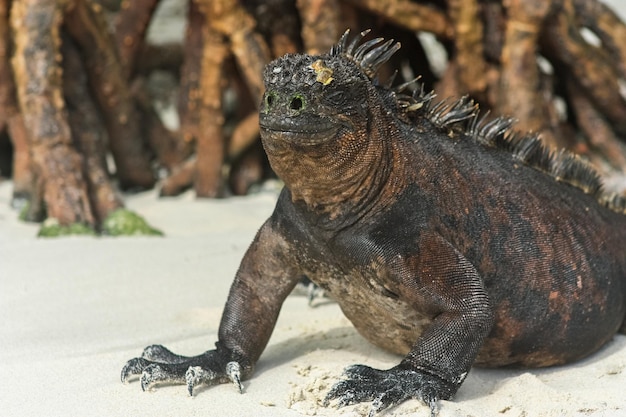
[333,29,401,78]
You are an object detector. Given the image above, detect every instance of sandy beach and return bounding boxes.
[1,179,625,417]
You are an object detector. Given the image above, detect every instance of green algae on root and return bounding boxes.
[101,208,163,236]
[18,202,30,221]
[38,218,97,237]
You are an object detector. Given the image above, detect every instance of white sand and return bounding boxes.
[1,180,625,417]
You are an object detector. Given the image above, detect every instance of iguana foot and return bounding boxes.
[121,344,243,395]
[293,276,326,306]
[324,364,456,417]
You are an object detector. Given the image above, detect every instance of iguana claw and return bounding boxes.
[324,364,455,416]
[122,345,245,396]
[226,361,243,393]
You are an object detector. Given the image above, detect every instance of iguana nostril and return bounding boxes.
[265,92,276,109]
[290,96,304,111]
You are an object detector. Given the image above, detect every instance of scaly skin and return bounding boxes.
[122,30,626,415]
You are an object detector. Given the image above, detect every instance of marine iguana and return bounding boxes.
[122,30,626,415]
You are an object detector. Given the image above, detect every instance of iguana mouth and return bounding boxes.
[259,126,339,146]
[259,114,339,144]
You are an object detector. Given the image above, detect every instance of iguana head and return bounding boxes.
[259,30,403,217]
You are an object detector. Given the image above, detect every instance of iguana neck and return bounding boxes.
[267,118,411,228]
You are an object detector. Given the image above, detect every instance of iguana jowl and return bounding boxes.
[122,30,626,415]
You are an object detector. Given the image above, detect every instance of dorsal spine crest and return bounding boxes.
[332,29,626,215]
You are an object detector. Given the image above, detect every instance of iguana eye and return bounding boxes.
[324,90,345,105]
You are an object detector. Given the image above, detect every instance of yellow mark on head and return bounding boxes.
[406,102,423,112]
[311,59,334,85]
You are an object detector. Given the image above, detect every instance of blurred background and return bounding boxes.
[1,0,625,234]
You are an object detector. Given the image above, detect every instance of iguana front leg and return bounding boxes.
[325,232,494,415]
[121,219,300,395]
